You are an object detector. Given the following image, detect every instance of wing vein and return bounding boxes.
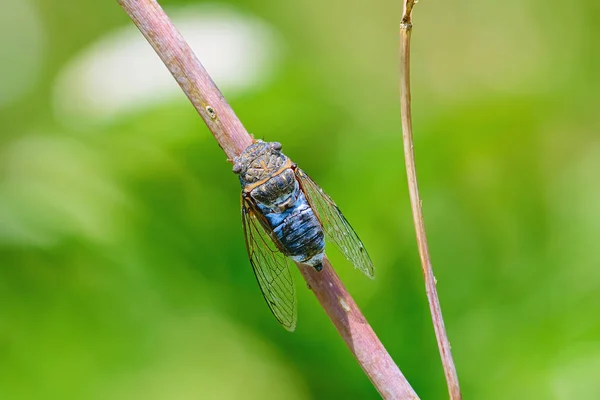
[241,196,297,330]
[295,168,374,279]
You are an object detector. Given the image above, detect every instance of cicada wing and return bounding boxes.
[242,196,297,331]
[295,168,374,279]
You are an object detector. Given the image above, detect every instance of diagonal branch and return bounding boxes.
[399,2,462,399]
[117,0,419,398]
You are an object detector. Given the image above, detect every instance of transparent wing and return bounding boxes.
[295,168,374,279]
[242,197,297,331]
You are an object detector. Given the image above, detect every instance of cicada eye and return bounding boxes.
[232,163,242,174]
[271,142,282,151]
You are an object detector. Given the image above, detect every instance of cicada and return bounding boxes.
[233,140,373,331]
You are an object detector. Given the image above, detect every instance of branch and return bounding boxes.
[118,0,419,398]
[299,258,418,399]
[399,2,462,399]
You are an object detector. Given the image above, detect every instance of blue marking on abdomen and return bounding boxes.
[259,190,325,262]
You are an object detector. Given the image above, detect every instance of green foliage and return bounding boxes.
[1,0,599,398]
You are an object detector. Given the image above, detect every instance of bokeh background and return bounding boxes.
[1,0,599,398]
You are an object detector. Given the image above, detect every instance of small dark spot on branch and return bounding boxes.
[206,105,217,119]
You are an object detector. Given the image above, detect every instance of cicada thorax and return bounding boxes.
[249,168,297,209]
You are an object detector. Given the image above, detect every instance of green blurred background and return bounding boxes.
[1,0,599,398]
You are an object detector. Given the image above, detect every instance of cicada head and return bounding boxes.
[233,140,288,186]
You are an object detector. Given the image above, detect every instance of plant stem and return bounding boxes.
[118,0,419,398]
[399,2,462,399]
[118,0,251,159]
[300,258,418,399]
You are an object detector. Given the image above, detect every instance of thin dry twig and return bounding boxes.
[399,2,462,399]
[118,0,419,398]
